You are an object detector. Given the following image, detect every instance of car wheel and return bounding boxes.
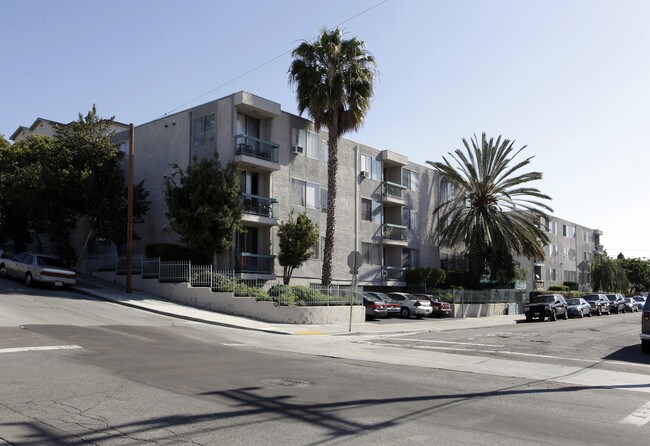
[622,307,626,313]
[550,310,557,321]
[578,310,584,318]
[0,263,6,277]
[587,310,592,317]
[562,310,568,320]
[642,340,650,354]
[539,313,545,322]
[526,315,533,322]
[401,307,410,319]
[597,306,602,316]
[25,272,33,287]
[416,315,423,319]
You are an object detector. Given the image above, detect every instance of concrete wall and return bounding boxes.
[93,271,364,325]
[451,303,509,318]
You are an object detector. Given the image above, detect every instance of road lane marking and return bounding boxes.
[292,330,324,335]
[620,401,650,426]
[394,338,505,348]
[0,345,82,354]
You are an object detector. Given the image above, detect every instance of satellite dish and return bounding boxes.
[535,274,541,280]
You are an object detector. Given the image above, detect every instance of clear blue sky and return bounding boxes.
[2,0,649,258]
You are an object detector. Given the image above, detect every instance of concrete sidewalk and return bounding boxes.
[72,274,523,336]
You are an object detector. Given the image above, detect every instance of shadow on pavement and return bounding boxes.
[604,344,650,365]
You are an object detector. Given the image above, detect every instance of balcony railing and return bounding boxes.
[382,180,406,200]
[234,134,279,163]
[240,193,278,218]
[383,266,406,281]
[236,252,275,274]
[383,223,408,241]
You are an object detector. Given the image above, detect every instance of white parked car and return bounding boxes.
[0,252,76,287]
[386,292,433,319]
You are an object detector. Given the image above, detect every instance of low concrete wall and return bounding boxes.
[451,303,508,318]
[92,272,364,325]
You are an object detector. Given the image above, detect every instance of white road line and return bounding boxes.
[0,345,82,354]
[394,338,505,348]
[620,401,650,426]
[221,343,246,346]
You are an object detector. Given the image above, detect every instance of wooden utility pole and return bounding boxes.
[126,124,134,293]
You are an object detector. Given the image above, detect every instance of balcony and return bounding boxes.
[240,194,279,226]
[382,223,408,246]
[595,244,604,254]
[236,252,275,275]
[234,134,280,171]
[382,181,406,206]
[383,266,406,284]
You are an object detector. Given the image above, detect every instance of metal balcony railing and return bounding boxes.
[236,252,275,274]
[240,194,278,218]
[383,223,408,241]
[383,180,406,200]
[234,134,280,163]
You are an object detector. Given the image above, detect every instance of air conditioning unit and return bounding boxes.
[360,170,371,178]
[291,146,304,154]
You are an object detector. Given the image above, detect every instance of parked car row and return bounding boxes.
[362,292,453,320]
[525,293,645,322]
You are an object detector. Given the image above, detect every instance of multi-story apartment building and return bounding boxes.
[519,216,603,291]
[105,91,441,287]
[8,91,605,291]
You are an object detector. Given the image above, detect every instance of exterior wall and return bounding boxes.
[517,216,602,291]
[93,271,364,324]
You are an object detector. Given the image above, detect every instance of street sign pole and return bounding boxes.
[347,251,363,332]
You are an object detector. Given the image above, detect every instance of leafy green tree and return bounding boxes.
[617,257,650,293]
[164,152,242,261]
[591,253,629,292]
[428,133,553,288]
[0,135,32,251]
[277,211,319,284]
[289,27,376,285]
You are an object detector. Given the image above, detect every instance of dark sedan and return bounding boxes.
[363,294,388,320]
[582,294,611,316]
[364,292,401,316]
[606,293,626,314]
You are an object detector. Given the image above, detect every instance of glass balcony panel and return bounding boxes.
[383,223,408,241]
[383,266,406,281]
[383,181,406,200]
[236,252,275,274]
[235,134,279,163]
[240,194,278,218]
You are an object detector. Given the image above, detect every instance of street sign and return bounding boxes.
[347,251,363,274]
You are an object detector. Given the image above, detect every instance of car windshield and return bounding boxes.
[566,299,581,305]
[36,256,67,268]
[583,295,598,301]
[372,293,391,301]
[607,296,616,301]
[635,297,645,302]
[530,295,555,304]
[364,295,379,302]
[625,298,633,303]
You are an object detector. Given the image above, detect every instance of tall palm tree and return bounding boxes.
[289,28,376,285]
[428,133,553,288]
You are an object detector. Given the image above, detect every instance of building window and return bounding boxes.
[548,244,558,257]
[564,270,577,282]
[321,188,328,213]
[403,169,419,192]
[563,224,576,238]
[306,131,321,160]
[361,199,372,221]
[311,239,320,260]
[192,113,216,147]
[291,178,320,209]
[402,248,419,268]
[362,242,381,265]
[321,140,328,166]
[440,179,454,203]
[361,154,382,180]
[403,208,419,231]
[547,268,558,281]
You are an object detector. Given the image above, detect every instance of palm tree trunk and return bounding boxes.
[321,132,339,285]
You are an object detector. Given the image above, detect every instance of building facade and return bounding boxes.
[9,91,604,291]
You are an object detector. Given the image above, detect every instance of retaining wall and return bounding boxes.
[92,272,364,325]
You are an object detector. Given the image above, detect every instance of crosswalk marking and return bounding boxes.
[0,345,82,354]
[621,401,650,426]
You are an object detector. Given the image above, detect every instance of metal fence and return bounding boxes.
[406,287,527,304]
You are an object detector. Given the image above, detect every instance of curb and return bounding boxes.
[71,286,293,336]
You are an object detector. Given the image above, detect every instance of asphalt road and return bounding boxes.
[1,279,649,445]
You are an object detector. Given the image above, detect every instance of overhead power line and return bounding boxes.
[158,0,389,118]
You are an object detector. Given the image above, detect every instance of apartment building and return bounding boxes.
[103,91,440,287]
[8,92,604,291]
[519,216,603,291]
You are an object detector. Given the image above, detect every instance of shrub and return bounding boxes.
[548,285,569,292]
[563,281,579,291]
